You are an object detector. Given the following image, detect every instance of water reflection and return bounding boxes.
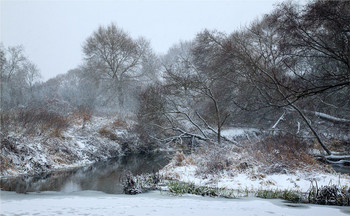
[0,152,171,194]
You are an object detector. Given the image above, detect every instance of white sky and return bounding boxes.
[1,0,285,81]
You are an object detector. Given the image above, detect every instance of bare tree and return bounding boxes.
[0,44,41,134]
[161,40,234,145]
[220,2,350,155]
[82,23,149,109]
[23,62,41,93]
[267,1,350,112]
[230,18,334,155]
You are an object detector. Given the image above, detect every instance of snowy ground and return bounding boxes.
[221,127,260,141]
[160,127,350,193]
[1,191,349,216]
[161,164,350,192]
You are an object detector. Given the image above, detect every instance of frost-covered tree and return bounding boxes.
[82,23,151,109]
[0,44,41,109]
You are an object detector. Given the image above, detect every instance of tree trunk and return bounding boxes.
[217,125,221,145]
[290,104,332,155]
[117,83,124,109]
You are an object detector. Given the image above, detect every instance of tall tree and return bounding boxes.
[268,1,350,103]
[82,23,149,109]
[0,44,41,134]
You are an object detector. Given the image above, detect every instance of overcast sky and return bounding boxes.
[1,0,287,81]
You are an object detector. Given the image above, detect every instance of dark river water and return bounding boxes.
[0,152,172,194]
[331,164,350,174]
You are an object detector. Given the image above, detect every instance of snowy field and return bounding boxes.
[1,191,349,216]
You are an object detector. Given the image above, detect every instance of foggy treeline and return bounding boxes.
[0,1,349,155]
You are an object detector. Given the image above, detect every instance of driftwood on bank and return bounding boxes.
[315,154,350,166]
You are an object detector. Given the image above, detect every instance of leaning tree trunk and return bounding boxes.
[290,104,332,155]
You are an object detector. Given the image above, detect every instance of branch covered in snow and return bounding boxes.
[303,110,350,125]
[271,111,286,129]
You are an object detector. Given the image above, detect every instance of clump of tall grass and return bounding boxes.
[167,181,236,198]
[256,189,301,203]
[256,183,349,206]
[307,181,349,206]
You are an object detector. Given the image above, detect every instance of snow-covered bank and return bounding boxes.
[161,164,350,192]
[1,190,349,216]
[0,116,133,177]
[160,129,350,194]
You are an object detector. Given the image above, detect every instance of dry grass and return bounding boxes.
[174,151,186,166]
[326,139,350,152]
[98,126,118,141]
[0,155,14,173]
[12,109,70,137]
[69,109,92,128]
[170,151,196,167]
[251,135,332,173]
[113,116,129,128]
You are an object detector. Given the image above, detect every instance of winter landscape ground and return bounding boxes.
[1,191,349,216]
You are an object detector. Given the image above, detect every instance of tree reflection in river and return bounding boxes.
[0,152,171,194]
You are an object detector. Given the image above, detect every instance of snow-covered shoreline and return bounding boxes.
[1,117,128,178]
[159,130,350,194]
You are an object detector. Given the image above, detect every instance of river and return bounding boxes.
[0,152,171,194]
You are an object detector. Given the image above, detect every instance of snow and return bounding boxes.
[75,140,86,149]
[161,165,350,193]
[1,191,349,216]
[221,128,260,140]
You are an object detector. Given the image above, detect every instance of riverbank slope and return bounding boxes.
[0,116,133,177]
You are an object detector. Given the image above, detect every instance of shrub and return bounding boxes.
[14,108,70,137]
[174,151,186,166]
[0,110,12,135]
[196,147,233,175]
[71,106,92,128]
[122,172,161,195]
